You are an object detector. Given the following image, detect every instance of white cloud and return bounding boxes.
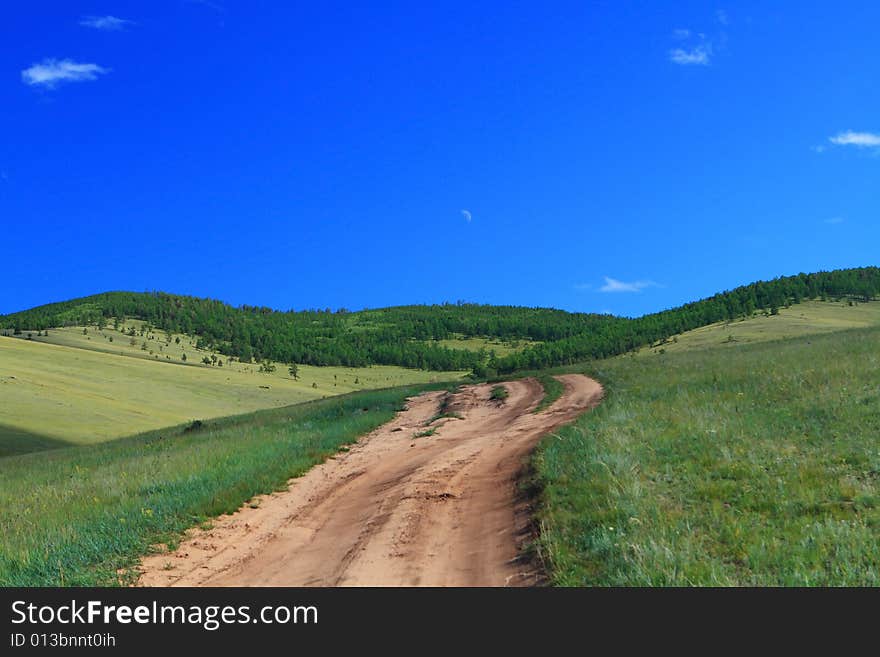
[599,277,660,293]
[669,45,711,65]
[21,59,110,88]
[673,28,691,39]
[716,9,729,25]
[79,15,133,31]
[828,131,880,148]
[825,216,845,225]
[461,209,472,222]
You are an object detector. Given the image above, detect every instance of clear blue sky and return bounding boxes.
[2,2,878,317]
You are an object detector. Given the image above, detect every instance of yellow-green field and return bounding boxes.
[635,300,880,356]
[432,334,538,357]
[0,327,465,454]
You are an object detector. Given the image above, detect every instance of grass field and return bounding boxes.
[0,328,465,456]
[533,325,880,585]
[433,335,537,357]
[636,300,880,356]
[0,384,444,586]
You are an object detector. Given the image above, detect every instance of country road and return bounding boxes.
[138,374,603,587]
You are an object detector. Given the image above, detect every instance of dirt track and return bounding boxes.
[138,374,602,587]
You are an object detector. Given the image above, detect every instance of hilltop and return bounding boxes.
[3,266,879,376]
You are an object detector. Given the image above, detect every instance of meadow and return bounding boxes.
[0,384,444,586]
[636,299,880,356]
[0,324,464,456]
[433,335,538,357]
[533,325,880,585]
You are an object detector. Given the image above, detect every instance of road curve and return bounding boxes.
[137,374,603,587]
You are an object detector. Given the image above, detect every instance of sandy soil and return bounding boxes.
[137,374,603,587]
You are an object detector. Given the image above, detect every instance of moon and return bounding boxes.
[461,209,472,222]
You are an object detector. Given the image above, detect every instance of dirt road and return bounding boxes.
[138,374,602,587]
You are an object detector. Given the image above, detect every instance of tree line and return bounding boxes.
[2,267,878,375]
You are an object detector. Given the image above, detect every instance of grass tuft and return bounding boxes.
[490,385,509,402]
[533,375,564,413]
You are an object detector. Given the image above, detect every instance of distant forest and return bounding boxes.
[2,267,878,375]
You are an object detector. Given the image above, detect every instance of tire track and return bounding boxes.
[137,374,603,586]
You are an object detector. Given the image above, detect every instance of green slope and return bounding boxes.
[0,333,463,452]
[534,324,880,585]
[0,384,444,586]
[634,299,880,356]
[3,266,879,374]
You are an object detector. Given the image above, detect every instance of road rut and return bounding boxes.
[137,374,603,586]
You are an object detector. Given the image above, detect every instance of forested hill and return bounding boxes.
[2,267,879,374]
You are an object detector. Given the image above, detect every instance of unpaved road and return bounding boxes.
[138,374,602,587]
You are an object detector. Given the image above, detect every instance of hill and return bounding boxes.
[633,298,880,356]
[3,267,879,376]
[3,267,880,586]
[0,385,443,586]
[0,332,456,456]
[532,322,880,585]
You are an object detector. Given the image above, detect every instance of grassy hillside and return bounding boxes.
[433,335,538,357]
[635,299,880,356]
[0,384,443,586]
[4,266,879,374]
[533,325,880,585]
[0,330,463,456]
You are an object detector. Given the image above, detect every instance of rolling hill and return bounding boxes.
[1,266,879,586]
[0,332,458,456]
[2,266,879,457]
[533,323,880,585]
[3,267,879,376]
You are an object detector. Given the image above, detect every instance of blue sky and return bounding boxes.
[1,2,878,317]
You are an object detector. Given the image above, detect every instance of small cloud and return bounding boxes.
[673,28,691,39]
[828,130,880,148]
[79,15,133,31]
[461,209,472,222]
[21,58,110,89]
[810,144,827,154]
[0,171,8,182]
[573,283,592,291]
[669,45,711,65]
[599,277,660,293]
[824,216,845,225]
[716,9,729,25]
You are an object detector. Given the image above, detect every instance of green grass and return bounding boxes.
[0,384,441,586]
[413,427,438,438]
[433,335,538,357]
[0,329,465,452]
[635,300,880,356]
[424,412,463,425]
[490,384,509,402]
[534,375,564,413]
[533,327,880,585]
